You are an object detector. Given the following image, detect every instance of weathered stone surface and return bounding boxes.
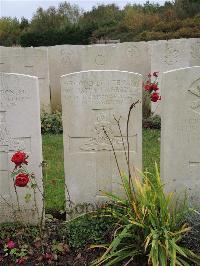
[61,70,142,209]
[161,66,200,203]
[48,45,82,109]
[151,39,190,72]
[189,38,200,67]
[0,73,43,223]
[150,39,200,114]
[0,47,51,111]
[49,42,150,109]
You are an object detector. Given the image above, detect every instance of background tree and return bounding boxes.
[0,17,21,46]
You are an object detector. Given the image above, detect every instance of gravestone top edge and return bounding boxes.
[163,66,200,75]
[1,72,38,80]
[61,70,143,78]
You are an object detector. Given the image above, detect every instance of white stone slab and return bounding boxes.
[0,47,51,112]
[61,70,142,209]
[161,66,200,204]
[189,38,200,67]
[48,45,82,109]
[150,39,200,114]
[0,72,43,223]
[49,42,150,109]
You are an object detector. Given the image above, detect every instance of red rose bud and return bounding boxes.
[11,151,28,167]
[15,173,29,187]
[151,92,160,102]
[151,83,159,91]
[144,84,151,91]
[7,240,15,249]
[153,71,159,77]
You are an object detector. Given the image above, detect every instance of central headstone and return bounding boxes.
[161,66,200,204]
[61,70,142,207]
[0,72,43,223]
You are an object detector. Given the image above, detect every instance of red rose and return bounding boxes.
[151,92,160,102]
[153,71,159,77]
[11,151,28,167]
[144,84,151,91]
[15,173,29,187]
[150,83,159,91]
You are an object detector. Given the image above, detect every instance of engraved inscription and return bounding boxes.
[188,78,200,113]
[63,79,139,105]
[191,41,200,59]
[175,117,200,143]
[189,161,200,167]
[0,75,31,109]
[164,44,179,65]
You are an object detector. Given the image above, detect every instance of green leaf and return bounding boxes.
[24,193,31,203]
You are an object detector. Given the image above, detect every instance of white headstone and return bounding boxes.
[0,47,51,112]
[161,66,200,203]
[61,70,142,208]
[49,42,150,109]
[0,73,43,223]
[48,45,82,109]
[189,38,200,67]
[150,38,200,114]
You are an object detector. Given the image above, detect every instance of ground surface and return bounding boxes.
[42,129,160,212]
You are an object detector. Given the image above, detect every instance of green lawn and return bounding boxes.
[42,129,160,212]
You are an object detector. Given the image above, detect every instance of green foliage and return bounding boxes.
[20,25,91,46]
[41,110,63,135]
[142,90,151,119]
[42,134,65,212]
[2,1,200,46]
[91,166,200,265]
[143,129,160,176]
[41,130,160,212]
[64,213,117,249]
[0,17,21,46]
[30,2,81,32]
[143,115,161,129]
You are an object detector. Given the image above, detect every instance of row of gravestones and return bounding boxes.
[0,66,199,224]
[0,38,199,112]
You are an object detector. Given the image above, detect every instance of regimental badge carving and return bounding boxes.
[60,48,72,65]
[95,53,105,66]
[0,125,25,151]
[126,45,140,57]
[164,44,179,65]
[80,111,123,151]
[188,78,200,113]
[191,41,200,59]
